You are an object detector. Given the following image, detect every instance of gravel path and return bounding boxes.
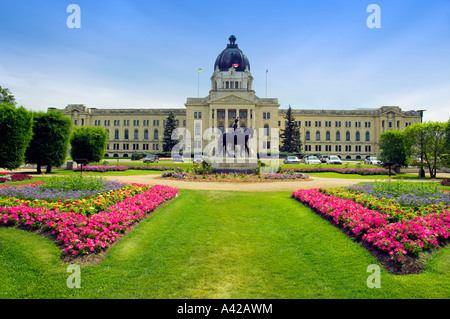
[101,174,383,192]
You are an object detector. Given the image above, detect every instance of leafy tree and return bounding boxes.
[0,86,16,105]
[280,105,302,154]
[25,111,72,174]
[379,130,411,172]
[0,103,33,170]
[70,127,108,164]
[441,119,450,168]
[405,121,447,179]
[162,110,179,153]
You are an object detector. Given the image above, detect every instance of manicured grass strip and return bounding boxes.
[1,190,449,299]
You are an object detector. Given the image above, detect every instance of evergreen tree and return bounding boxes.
[280,106,302,154]
[25,111,72,174]
[162,110,179,153]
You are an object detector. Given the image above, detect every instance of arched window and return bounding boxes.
[365,131,370,141]
[336,131,340,141]
[264,124,269,136]
[154,129,159,140]
[134,129,139,140]
[114,129,119,140]
[144,129,149,140]
[346,131,350,141]
[124,129,129,140]
[355,131,360,141]
[326,131,330,141]
[316,131,320,141]
[305,131,310,141]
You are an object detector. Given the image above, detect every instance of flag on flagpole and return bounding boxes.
[198,68,203,72]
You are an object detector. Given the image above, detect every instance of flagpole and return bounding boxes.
[265,69,268,98]
[197,68,203,97]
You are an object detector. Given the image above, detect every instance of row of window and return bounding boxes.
[108,143,160,151]
[281,121,372,128]
[304,145,372,152]
[109,129,160,140]
[305,131,371,142]
[89,119,184,127]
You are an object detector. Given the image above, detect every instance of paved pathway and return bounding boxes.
[100,174,385,192]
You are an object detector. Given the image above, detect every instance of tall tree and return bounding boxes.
[70,127,108,163]
[440,119,450,168]
[379,130,411,172]
[0,103,33,170]
[25,111,72,174]
[405,121,447,179]
[0,86,16,105]
[162,110,179,153]
[280,106,302,154]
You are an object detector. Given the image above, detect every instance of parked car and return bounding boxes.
[364,157,381,166]
[194,155,211,163]
[326,155,342,165]
[143,154,159,163]
[318,155,329,163]
[283,156,300,164]
[304,155,321,165]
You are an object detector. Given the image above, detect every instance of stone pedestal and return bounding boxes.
[211,156,258,173]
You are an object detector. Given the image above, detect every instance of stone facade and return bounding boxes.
[51,36,423,160]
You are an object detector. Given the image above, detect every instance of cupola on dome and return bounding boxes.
[214,35,250,72]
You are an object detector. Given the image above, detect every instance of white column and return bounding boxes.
[225,107,229,132]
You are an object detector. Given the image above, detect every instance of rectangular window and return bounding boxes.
[263,112,266,119]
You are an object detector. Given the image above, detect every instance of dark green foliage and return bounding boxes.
[162,110,179,153]
[131,153,147,161]
[25,111,72,174]
[70,127,108,163]
[0,103,33,170]
[280,106,302,153]
[442,119,450,168]
[379,130,411,170]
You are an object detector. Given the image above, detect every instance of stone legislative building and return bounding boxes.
[52,35,423,160]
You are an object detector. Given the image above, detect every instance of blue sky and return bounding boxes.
[0,0,449,122]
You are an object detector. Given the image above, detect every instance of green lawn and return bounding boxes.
[1,189,448,299]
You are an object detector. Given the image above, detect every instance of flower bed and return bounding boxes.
[0,180,178,256]
[0,173,33,183]
[441,179,450,187]
[161,172,310,182]
[282,167,393,175]
[292,181,450,271]
[73,165,182,172]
